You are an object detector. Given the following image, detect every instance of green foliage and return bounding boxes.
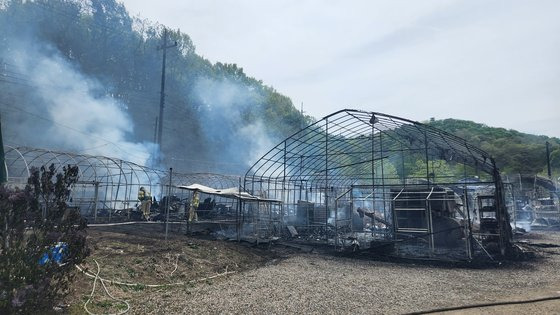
[550,149,560,169]
[0,0,310,173]
[428,118,560,176]
[375,161,400,184]
[0,165,89,314]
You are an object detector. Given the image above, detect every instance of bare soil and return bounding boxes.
[65,224,560,314]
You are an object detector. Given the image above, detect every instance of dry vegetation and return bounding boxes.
[65,225,560,314]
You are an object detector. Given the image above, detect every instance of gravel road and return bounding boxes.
[135,231,560,314]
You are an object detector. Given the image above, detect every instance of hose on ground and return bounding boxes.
[405,294,560,315]
[84,259,130,315]
[76,263,235,288]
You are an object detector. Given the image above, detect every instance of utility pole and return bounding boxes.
[156,28,177,154]
[153,116,159,145]
[546,141,552,179]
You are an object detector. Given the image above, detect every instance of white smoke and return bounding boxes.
[193,76,277,170]
[514,221,532,232]
[2,40,157,166]
[238,121,275,165]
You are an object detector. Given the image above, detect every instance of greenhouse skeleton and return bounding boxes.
[243,110,513,261]
[4,109,515,261]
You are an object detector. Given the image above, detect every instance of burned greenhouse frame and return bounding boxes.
[244,109,513,261]
[3,146,241,224]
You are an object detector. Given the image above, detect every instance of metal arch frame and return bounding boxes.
[4,145,30,178]
[3,145,245,216]
[87,154,114,213]
[76,155,99,182]
[56,152,84,178]
[104,156,131,211]
[243,109,512,261]
[136,164,159,198]
[245,109,497,186]
[26,149,62,172]
[71,154,99,209]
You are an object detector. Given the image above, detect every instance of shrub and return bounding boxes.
[0,164,89,314]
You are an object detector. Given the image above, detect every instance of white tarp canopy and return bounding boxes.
[177,184,281,203]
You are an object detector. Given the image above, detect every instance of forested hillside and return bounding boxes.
[427,118,560,176]
[0,0,309,174]
[0,0,557,178]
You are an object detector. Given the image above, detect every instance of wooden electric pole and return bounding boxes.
[156,28,177,154]
[546,141,552,179]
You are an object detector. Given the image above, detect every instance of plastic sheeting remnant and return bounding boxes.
[177,184,281,203]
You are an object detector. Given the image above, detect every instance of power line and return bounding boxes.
[0,100,150,162]
[0,70,188,119]
[0,62,163,100]
[79,143,111,153]
[0,69,193,155]
[1,58,193,119]
[0,4,195,163]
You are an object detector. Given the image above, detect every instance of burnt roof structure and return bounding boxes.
[5,146,240,189]
[245,109,496,186]
[4,146,240,222]
[2,109,515,261]
[244,109,513,261]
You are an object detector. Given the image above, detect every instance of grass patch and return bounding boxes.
[95,300,113,308]
[116,302,129,311]
[117,283,145,292]
[126,267,136,278]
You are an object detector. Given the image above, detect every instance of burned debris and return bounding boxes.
[3,109,556,263]
[244,109,517,262]
[507,174,560,230]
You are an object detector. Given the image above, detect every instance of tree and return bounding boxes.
[0,164,89,313]
[0,0,310,174]
[428,118,560,175]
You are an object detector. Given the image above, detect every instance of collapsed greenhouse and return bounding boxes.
[3,109,515,261]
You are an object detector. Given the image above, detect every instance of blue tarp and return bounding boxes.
[39,242,68,265]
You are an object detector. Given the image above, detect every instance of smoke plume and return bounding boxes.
[193,76,277,173]
[0,39,157,166]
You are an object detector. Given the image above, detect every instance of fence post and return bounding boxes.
[93,182,99,223]
[165,167,173,240]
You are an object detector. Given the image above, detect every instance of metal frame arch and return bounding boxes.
[245,109,498,186]
[4,145,31,178]
[72,154,98,182]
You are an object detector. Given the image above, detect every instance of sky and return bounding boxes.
[121,0,560,137]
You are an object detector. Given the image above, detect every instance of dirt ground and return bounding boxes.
[65,224,560,314]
